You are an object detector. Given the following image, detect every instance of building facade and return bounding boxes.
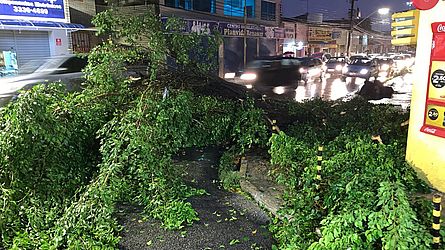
[0,0,89,78]
[391,9,419,50]
[112,0,283,77]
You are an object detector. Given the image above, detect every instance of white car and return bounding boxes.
[0,55,87,106]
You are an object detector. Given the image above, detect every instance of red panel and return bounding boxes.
[432,23,445,64]
[421,125,445,137]
[413,0,439,10]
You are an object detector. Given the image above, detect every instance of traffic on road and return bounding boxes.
[226,52,415,106]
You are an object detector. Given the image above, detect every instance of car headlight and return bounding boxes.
[273,86,286,95]
[381,64,389,71]
[342,66,348,73]
[360,69,369,75]
[224,72,235,79]
[240,73,257,81]
[335,65,343,71]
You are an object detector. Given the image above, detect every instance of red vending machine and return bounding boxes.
[421,22,445,138]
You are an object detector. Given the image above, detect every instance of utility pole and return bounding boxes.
[346,0,356,56]
[243,0,248,68]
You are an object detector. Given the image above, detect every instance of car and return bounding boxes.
[238,56,324,94]
[239,57,303,93]
[390,54,409,71]
[296,57,325,84]
[324,57,349,75]
[375,57,396,77]
[341,57,379,81]
[311,52,331,62]
[349,54,369,61]
[0,55,88,106]
[367,53,381,59]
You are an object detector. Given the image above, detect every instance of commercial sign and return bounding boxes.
[284,22,295,39]
[308,27,332,42]
[220,22,265,37]
[0,0,66,22]
[421,22,445,138]
[161,17,286,38]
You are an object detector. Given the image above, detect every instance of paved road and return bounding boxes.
[117,148,274,250]
[230,72,413,109]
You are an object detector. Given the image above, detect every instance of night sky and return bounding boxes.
[282,0,412,19]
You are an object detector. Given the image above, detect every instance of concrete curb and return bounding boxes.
[239,156,287,220]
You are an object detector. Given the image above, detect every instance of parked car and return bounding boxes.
[325,57,349,75]
[341,57,379,81]
[375,57,395,77]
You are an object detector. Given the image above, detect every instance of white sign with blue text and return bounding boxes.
[0,0,66,22]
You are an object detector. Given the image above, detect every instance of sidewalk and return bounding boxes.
[239,153,285,219]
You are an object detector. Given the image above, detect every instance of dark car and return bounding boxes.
[325,57,349,75]
[341,58,379,81]
[375,57,395,77]
[239,57,303,92]
[239,56,324,95]
[349,55,369,61]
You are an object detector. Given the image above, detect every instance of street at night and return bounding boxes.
[1,0,445,249]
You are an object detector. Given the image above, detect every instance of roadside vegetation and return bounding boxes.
[0,8,266,249]
[0,7,442,250]
[265,99,444,249]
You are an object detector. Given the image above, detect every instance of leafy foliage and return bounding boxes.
[268,100,438,249]
[0,8,267,249]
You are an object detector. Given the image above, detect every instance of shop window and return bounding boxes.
[261,1,275,21]
[165,0,216,13]
[224,0,255,18]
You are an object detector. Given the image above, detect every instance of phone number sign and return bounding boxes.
[0,0,66,22]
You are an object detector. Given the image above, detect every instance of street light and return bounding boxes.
[346,7,390,56]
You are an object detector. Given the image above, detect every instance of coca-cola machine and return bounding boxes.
[421,22,445,138]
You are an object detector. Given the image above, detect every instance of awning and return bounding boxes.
[0,20,96,31]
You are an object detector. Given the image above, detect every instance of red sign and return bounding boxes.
[412,0,439,10]
[432,23,445,61]
[55,38,62,46]
[421,22,445,138]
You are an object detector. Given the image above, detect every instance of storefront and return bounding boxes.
[282,21,308,57]
[0,0,87,78]
[160,17,284,77]
[308,26,337,56]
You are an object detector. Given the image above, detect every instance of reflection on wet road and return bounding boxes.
[293,75,365,102]
[231,72,413,109]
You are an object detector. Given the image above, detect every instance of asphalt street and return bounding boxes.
[117,147,274,250]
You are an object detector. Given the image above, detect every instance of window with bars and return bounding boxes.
[261,1,275,21]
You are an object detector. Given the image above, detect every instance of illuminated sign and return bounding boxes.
[308,27,332,42]
[421,22,445,138]
[0,0,66,22]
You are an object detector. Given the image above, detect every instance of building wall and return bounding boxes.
[70,0,96,16]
